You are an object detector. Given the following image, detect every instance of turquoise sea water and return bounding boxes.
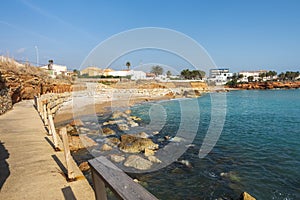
[128,90,300,200]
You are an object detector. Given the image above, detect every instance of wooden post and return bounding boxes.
[48,114,59,150]
[60,127,76,181]
[91,168,107,200]
[38,98,43,116]
[43,102,48,126]
[34,96,38,110]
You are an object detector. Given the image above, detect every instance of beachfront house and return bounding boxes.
[208,68,233,85]
[239,70,267,82]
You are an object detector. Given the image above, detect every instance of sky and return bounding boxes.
[1,0,300,73]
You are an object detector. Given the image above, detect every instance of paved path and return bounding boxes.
[0,100,95,200]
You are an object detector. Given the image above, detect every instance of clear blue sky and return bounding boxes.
[1,0,300,73]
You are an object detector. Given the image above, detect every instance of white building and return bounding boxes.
[41,64,67,78]
[129,70,146,80]
[239,70,267,82]
[108,70,146,80]
[108,70,129,77]
[208,68,232,85]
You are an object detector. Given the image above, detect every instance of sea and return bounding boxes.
[75,89,300,200]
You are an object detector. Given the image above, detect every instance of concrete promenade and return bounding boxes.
[0,100,95,200]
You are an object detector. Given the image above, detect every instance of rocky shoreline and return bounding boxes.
[228,81,300,90]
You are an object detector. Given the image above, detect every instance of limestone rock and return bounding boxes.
[103,119,126,125]
[119,134,158,153]
[124,109,132,115]
[105,137,121,147]
[118,123,129,131]
[102,127,115,135]
[136,132,149,138]
[101,144,113,151]
[70,119,84,127]
[128,120,139,127]
[147,155,161,163]
[144,148,155,156]
[124,155,152,170]
[153,131,160,135]
[239,192,256,200]
[130,116,142,121]
[79,161,90,171]
[111,111,128,119]
[110,154,125,163]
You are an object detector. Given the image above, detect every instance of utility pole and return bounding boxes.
[35,46,39,66]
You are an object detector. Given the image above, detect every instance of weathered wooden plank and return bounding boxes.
[48,114,59,150]
[88,156,158,200]
[61,127,76,181]
[91,168,107,200]
[43,103,48,126]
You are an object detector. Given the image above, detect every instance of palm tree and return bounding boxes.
[126,62,131,70]
[166,70,172,78]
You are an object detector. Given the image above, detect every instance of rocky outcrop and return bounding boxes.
[231,81,300,90]
[0,57,72,115]
[124,155,153,170]
[0,88,12,115]
[119,134,158,153]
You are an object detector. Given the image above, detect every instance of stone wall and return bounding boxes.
[0,89,12,115]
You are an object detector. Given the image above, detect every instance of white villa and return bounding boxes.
[239,70,267,82]
[208,68,233,85]
[40,64,67,78]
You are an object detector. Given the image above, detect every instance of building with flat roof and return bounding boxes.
[209,68,229,78]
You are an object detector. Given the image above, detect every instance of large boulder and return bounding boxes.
[105,137,121,147]
[117,123,129,131]
[119,135,158,153]
[101,144,113,151]
[124,155,152,170]
[110,154,125,163]
[102,127,115,135]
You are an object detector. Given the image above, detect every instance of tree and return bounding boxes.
[180,69,205,80]
[259,72,266,81]
[166,70,172,78]
[126,62,131,70]
[238,74,244,79]
[248,76,254,82]
[48,60,53,70]
[151,65,163,76]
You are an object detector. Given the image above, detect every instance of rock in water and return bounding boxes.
[238,192,256,200]
[124,109,132,115]
[101,144,113,151]
[105,137,121,147]
[117,123,129,131]
[144,148,155,156]
[127,120,139,127]
[111,111,128,119]
[136,132,149,138]
[177,160,192,168]
[119,135,159,153]
[124,155,153,170]
[110,154,125,163]
[69,119,84,127]
[102,127,116,135]
[147,156,161,163]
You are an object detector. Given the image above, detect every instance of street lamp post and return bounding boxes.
[35,46,39,66]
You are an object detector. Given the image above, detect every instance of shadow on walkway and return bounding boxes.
[0,141,10,190]
[62,186,77,200]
